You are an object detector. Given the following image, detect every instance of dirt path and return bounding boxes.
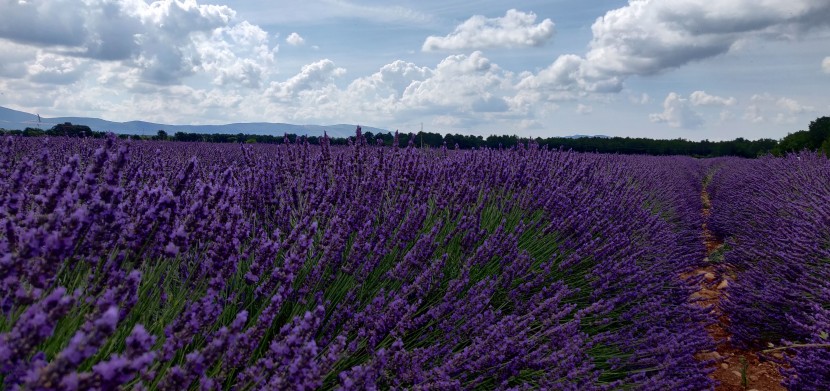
[684,187,785,391]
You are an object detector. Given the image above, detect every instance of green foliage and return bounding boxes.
[739,355,748,389]
[706,243,729,263]
[153,129,168,140]
[774,130,810,154]
[808,116,830,149]
[25,127,46,137]
[773,116,830,156]
[47,122,99,138]
[20,200,573,387]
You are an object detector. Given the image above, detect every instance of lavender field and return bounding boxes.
[0,133,828,390]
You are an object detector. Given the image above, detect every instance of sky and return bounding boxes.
[0,0,829,140]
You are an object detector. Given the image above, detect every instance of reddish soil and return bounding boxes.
[684,189,785,391]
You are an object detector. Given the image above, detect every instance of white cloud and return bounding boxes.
[776,96,814,114]
[256,52,524,128]
[397,52,512,113]
[646,91,735,128]
[432,115,463,127]
[2,0,827,137]
[423,9,554,51]
[265,59,346,101]
[517,119,543,130]
[516,54,623,101]
[689,91,736,106]
[586,0,830,77]
[9,52,526,130]
[27,52,88,85]
[744,93,815,124]
[197,21,278,88]
[576,104,593,115]
[286,32,305,46]
[650,92,704,128]
[127,1,242,85]
[0,0,235,59]
[744,98,765,123]
[520,0,830,99]
[346,60,433,103]
[0,0,283,86]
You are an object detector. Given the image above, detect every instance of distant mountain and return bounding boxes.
[1,106,611,139]
[0,106,386,138]
[0,106,41,125]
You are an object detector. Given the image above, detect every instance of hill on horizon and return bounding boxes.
[0,106,387,138]
[0,106,619,140]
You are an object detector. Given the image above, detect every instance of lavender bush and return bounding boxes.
[1,133,714,389]
[708,152,830,389]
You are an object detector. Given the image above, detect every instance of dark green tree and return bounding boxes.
[807,117,830,150]
[47,122,93,137]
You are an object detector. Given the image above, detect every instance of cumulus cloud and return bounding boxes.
[776,96,814,114]
[515,54,623,101]
[397,52,512,113]
[56,52,523,128]
[349,60,433,98]
[123,1,242,85]
[256,52,524,127]
[0,0,234,58]
[432,115,463,127]
[586,0,830,77]
[689,91,736,106]
[520,0,830,99]
[745,93,815,123]
[650,92,704,128]
[0,0,282,86]
[266,59,346,101]
[648,91,737,129]
[423,9,554,51]
[5,0,825,135]
[286,32,305,46]
[27,52,88,85]
[197,21,277,88]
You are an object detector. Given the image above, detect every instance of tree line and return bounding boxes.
[774,116,830,156]
[2,117,828,158]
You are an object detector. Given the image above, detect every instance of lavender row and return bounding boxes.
[707,152,830,389]
[620,155,707,268]
[1,134,712,389]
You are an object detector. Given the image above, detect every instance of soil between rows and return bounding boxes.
[685,188,785,391]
